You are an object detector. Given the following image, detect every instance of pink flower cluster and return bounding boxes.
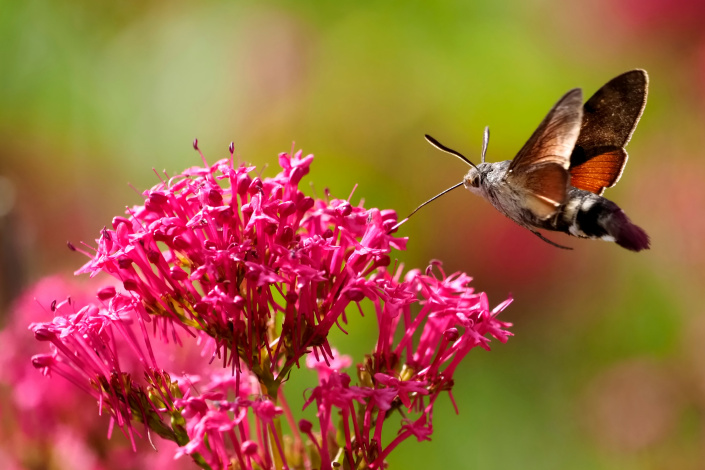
[28,144,512,469]
[0,276,195,470]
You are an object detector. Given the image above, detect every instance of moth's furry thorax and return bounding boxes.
[463,160,532,227]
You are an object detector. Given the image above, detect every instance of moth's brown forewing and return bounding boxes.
[507,88,583,217]
[522,163,571,218]
[569,70,648,195]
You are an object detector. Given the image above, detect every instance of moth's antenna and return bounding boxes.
[481,126,489,164]
[388,182,464,233]
[424,135,478,170]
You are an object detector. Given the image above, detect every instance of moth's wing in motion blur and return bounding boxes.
[569,69,648,195]
[507,88,583,219]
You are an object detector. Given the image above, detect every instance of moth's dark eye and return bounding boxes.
[471,176,480,187]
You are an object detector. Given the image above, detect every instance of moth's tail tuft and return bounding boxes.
[607,209,650,252]
[571,191,650,252]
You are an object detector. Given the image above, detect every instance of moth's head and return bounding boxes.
[462,166,482,194]
[464,162,497,195]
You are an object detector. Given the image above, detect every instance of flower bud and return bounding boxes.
[117,256,133,269]
[298,419,313,434]
[97,286,117,301]
[33,327,55,342]
[443,327,459,342]
[248,177,263,195]
[296,196,314,214]
[344,288,365,302]
[278,201,296,217]
[237,173,251,196]
[169,266,188,281]
[31,354,55,368]
[241,440,258,456]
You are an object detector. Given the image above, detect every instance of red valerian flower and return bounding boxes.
[30,144,512,469]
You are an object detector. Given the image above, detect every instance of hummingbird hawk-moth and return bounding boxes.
[415,69,650,252]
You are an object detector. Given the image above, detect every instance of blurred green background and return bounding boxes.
[2,0,704,468]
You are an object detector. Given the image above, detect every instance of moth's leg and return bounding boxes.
[529,230,573,250]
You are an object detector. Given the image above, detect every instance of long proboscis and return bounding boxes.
[388,182,464,233]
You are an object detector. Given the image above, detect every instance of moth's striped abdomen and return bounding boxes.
[552,188,650,252]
